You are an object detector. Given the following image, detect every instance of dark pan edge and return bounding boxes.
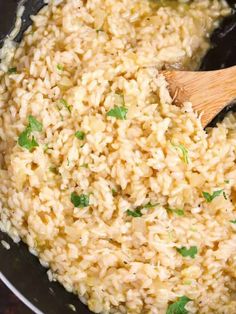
[0,272,43,314]
[0,1,235,314]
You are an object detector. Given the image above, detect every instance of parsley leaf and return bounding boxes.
[126,202,158,217]
[166,296,191,314]
[18,129,39,151]
[8,67,17,74]
[167,208,184,216]
[18,116,42,151]
[202,190,223,202]
[107,106,128,120]
[28,115,43,132]
[142,202,159,209]
[75,131,85,140]
[71,192,90,208]
[230,220,236,224]
[172,143,189,164]
[60,99,72,113]
[57,64,64,71]
[224,180,230,184]
[177,246,198,259]
[127,209,142,217]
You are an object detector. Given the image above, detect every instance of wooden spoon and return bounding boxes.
[163,66,236,127]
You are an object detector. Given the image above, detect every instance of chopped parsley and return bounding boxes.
[18,116,42,151]
[18,130,39,151]
[57,64,64,71]
[230,220,236,224]
[166,296,191,314]
[71,192,90,208]
[127,208,142,218]
[177,246,198,259]
[142,202,159,209]
[224,180,230,184]
[60,99,72,113]
[202,190,223,202]
[172,143,189,164]
[8,67,17,74]
[107,106,128,120]
[126,202,158,218]
[223,191,227,200]
[28,115,43,132]
[167,208,184,216]
[75,131,85,140]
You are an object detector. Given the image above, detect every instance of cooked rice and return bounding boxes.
[0,0,236,313]
[1,240,10,250]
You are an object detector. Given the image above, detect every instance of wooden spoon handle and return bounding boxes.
[163,66,236,127]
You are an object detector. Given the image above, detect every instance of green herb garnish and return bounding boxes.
[166,296,191,314]
[142,202,159,209]
[71,192,90,208]
[177,246,198,259]
[167,208,184,216]
[107,106,128,120]
[224,180,230,184]
[18,116,42,151]
[60,99,72,113]
[57,64,64,71]
[172,143,189,164]
[75,131,85,140]
[223,191,227,200]
[28,115,43,132]
[18,129,39,151]
[202,190,223,202]
[8,67,17,74]
[126,202,158,217]
[230,220,236,224]
[127,209,142,217]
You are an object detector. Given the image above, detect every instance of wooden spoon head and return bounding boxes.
[163,66,236,127]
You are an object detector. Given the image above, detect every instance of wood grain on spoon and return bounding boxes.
[163,66,236,127]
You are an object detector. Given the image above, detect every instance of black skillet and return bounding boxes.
[0,1,235,313]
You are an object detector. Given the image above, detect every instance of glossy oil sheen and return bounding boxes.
[0,1,235,313]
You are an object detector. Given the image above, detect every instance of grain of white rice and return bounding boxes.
[1,240,10,250]
[68,304,76,312]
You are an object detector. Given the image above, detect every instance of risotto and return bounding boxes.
[0,0,236,313]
